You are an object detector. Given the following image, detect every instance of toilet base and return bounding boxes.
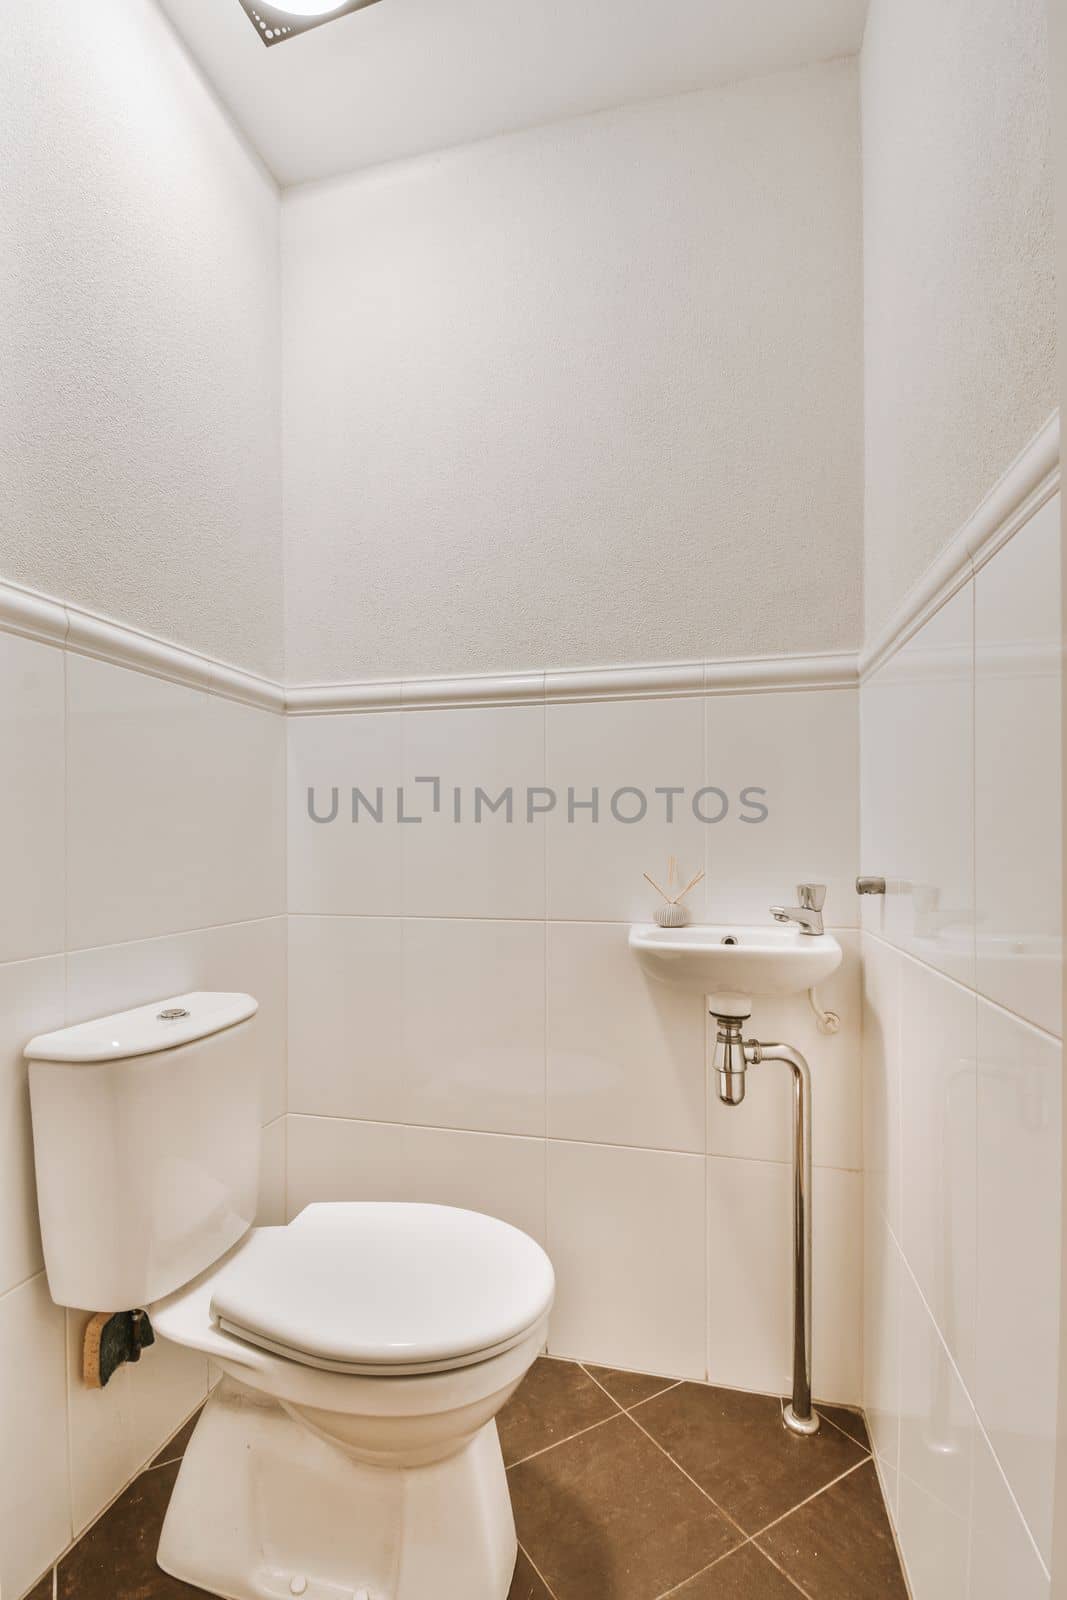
[157,1378,518,1600]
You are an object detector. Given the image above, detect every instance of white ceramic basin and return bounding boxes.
[629,923,843,1017]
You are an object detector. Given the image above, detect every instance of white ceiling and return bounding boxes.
[157,0,869,188]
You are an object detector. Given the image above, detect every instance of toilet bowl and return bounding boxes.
[25,993,554,1600]
[152,1201,554,1600]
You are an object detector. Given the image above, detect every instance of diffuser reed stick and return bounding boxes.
[645,861,705,927]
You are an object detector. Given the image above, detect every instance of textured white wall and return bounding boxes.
[0,0,283,679]
[861,0,1056,642]
[282,61,863,684]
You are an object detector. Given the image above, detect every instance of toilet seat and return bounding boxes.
[207,1201,555,1377]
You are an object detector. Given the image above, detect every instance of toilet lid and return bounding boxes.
[209,1202,555,1376]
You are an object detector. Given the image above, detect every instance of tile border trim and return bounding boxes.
[285,651,859,714]
[859,409,1060,682]
[0,580,285,713]
[2,410,1056,713]
[0,576,859,713]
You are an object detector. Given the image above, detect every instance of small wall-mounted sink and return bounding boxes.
[629,923,842,1017]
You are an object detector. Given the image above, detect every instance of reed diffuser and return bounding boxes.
[643,856,704,927]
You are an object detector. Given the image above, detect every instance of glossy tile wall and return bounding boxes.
[861,492,1062,1597]
[0,634,286,1600]
[286,682,863,1400]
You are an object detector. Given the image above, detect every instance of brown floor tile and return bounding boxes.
[57,1462,206,1599]
[509,1412,740,1600]
[634,1383,867,1533]
[149,1406,205,1468]
[498,1355,619,1466]
[584,1364,680,1409]
[669,1542,806,1597]
[24,1575,53,1600]
[757,1460,907,1599]
[817,1402,870,1450]
[508,1547,554,1598]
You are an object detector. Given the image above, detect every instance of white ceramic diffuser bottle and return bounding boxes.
[644,856,704,927]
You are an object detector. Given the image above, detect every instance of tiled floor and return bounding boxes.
[26,1358,907,1600]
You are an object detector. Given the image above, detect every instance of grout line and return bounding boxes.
[517,1542,561,1600]
[652,1533,816,1600]
[869,1451,916,1600]
[286,1109,861,1172]
[584,1358,882,1600]
[60,912,287,961]
[753,1545,817,1598]
[653,1545,744,1598]
[592,1389,749,1543]
[286,911,863,933]
[813,1404,869,1450]
[862,927,1062,1046]
[587,1374,684,1411]
[45,1392,208,1582]
[748,1455,871,1543]
[541,913,548,1242]
[61,1303,74,1567]
[505,1411,621,1470]
[0,1264,51,1305]
[62,648,69,963]
[888,1242,1051,1581]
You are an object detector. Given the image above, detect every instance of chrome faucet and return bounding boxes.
[770,884,826,936]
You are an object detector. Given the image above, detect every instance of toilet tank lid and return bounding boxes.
[25,992,257,1063]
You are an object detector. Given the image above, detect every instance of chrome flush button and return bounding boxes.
[157,1007,190,1021]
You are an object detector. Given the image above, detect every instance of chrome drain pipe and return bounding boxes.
[711,1015,818,1436]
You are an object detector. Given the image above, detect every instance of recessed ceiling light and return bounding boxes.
[235,0,383,48]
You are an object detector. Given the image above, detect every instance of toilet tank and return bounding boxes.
[26,992,261,1312]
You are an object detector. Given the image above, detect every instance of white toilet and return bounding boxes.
[26,991,554,1600]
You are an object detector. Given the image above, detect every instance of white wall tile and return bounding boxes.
[862,933,901,1232]
[0,956,65,1296]
[545,697,706,923]
[65,1305,207,1537]
[288,710,405,916]
[546,1139,705,1379]
[288,916,545,1135]
[899,960,976,1387]
[863,1206,901,1479]
[706,930,861,1169]
[288,914,402,1112]
[400,706,546,919]
[286,1114,546,1244]
[203,693,287,924]
[128,1335,209,1478]
[64,917,288,1126]
[398,916,544,1133]
[969,1429,1050,1600]
[705,1157,861,1402]
[66,656,284,948]
[209,917,287,1126]
[0,634,65,965]
[0,1273,70,1600]
[65,1305,138,1538]
[872,1456,900,1553]
[897,1265,974,1600]
[860,588,974,987]
[975,999,1060,1566]
[974,495,1061,1036]
[258,1116,286,1224]
[62,655,176,944]
[289,706,546,919]
[547,920,704,1152]
[705,688,859,926]
[858,676,894,945]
